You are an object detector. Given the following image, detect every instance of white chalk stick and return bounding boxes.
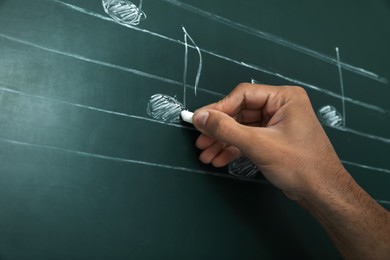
[181,110,194,124]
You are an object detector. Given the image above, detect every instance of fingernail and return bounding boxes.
[194,110,209,128]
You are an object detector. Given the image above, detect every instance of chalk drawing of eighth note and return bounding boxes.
[147,27,203,123]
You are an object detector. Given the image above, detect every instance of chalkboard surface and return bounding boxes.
[0,0,389,259]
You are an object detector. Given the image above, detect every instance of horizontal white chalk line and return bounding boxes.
[341,160,390,174]
[0,85,195,131]
[1,84,390,174]
[0,138,389,205]
[249,70,389,115]
[376,200,390,206]
[52,1,390,115]
[161,0,388,84]
[1,76,390,145]
[0,32,223,98]
[0,137,268,184]
[0,31,390,144]
[337,126,390,144]
[1,1,389,204]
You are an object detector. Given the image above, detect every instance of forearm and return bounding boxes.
[300,168,390,259]
[192,84,390,258]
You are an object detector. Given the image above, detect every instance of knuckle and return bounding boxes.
[236,82,251,90]
[283,86,309,101]
[235,82,253,94]
[289,86,307,95]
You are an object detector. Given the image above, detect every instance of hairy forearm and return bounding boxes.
[191,83,390,258]
[300,168,390,259]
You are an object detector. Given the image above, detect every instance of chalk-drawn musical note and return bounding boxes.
[147,26,202,123]
[58,1,389,179]
[63,1,388,114]
[162,0,388,84]
[317,47,346,128]
[147,94,184,123]
[102,0,146,26]
[317,105,343,127]
[228,156,259,178]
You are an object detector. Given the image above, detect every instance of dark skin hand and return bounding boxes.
[192,83,390,259]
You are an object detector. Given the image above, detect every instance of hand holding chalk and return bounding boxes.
[191,83,347,201]
[189,83,390,259]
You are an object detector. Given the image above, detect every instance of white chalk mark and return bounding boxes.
[341,160,390,174]
[0,33,180,85]
[251,83,390,144]
[0,36,389,146]
[318,105,343,128]
[4,136,390,205]
[376,200,390,206]
[52,1,390,115]
[0,85,194,131]
[1,31,390,143]
[182,27,203,97]
[182,26,189,108]
[0,137,268,184]
[336,47,346,127]
[0,32,222,99]
[147,94,184,123]
[53,0,180,42]
[1,85,390,173]
[181,26,203,108]
[1,8,389,143]
[250,71,387,114]
[161,0,388,84]
[228,157,259,178]
[102,0,146,26]
[6,135,389,206]
[251,78,266,85]
[338,127,390,144]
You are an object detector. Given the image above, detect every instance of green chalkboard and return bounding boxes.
[0,0,389,259]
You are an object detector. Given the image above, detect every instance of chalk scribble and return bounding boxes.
[147,94,184,123]
[228,156,259,178]
[102,0,146,26]
[318,105,343,127]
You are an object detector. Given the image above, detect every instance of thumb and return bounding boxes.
[193,109,250,149]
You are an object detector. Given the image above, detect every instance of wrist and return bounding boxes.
[298,165,355,211]
[296,166,390,259]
